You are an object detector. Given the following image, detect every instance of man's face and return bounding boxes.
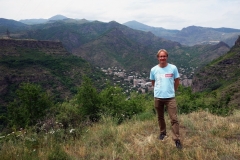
[158,52,168,64]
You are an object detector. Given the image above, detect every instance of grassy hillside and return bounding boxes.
[0,109,239,159]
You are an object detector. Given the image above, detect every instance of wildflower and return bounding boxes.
[49,130,55,134]
[70,129,75,133]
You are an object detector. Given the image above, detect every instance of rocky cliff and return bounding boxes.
[0,38,69,56]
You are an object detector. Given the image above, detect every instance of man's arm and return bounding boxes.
[151,80,155,87]
[174,78,180,91]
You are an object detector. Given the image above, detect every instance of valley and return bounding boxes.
[0,16,238,108]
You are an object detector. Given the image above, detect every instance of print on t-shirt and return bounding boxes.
[165,74,173,77]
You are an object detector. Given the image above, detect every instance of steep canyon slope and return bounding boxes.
[0,39,107,107]
[192,36,240,108]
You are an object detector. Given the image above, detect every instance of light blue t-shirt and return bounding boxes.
[150,63,180,98]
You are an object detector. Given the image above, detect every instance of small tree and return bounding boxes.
[7,83,54,129]
[75,76,100,122]
[99,83,126,118]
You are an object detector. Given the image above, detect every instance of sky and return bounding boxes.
[0,0,240,30]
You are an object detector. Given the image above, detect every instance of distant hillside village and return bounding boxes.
[99,66,193,94]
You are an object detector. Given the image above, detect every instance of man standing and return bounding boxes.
[149,49,182,149]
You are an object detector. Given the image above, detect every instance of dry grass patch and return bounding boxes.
[64,110,240,160]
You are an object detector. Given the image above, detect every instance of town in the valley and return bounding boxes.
[98,66,194,94]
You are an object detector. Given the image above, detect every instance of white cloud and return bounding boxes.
[0,0,240,30]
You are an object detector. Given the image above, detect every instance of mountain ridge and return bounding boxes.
[0,17,232,84]
[19,14,69,25]
[123,20,240,47]
[1,15,240,47]
[10,19,230,77]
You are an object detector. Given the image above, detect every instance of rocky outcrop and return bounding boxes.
[180,79,192,87]
[0,39,69,56]
[235,35,240,46]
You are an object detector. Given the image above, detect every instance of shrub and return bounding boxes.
[99,84,145,123]
[99,84,126,119]
[176,85,233,116]
[7,83,54,129]
[75,76,101,122]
